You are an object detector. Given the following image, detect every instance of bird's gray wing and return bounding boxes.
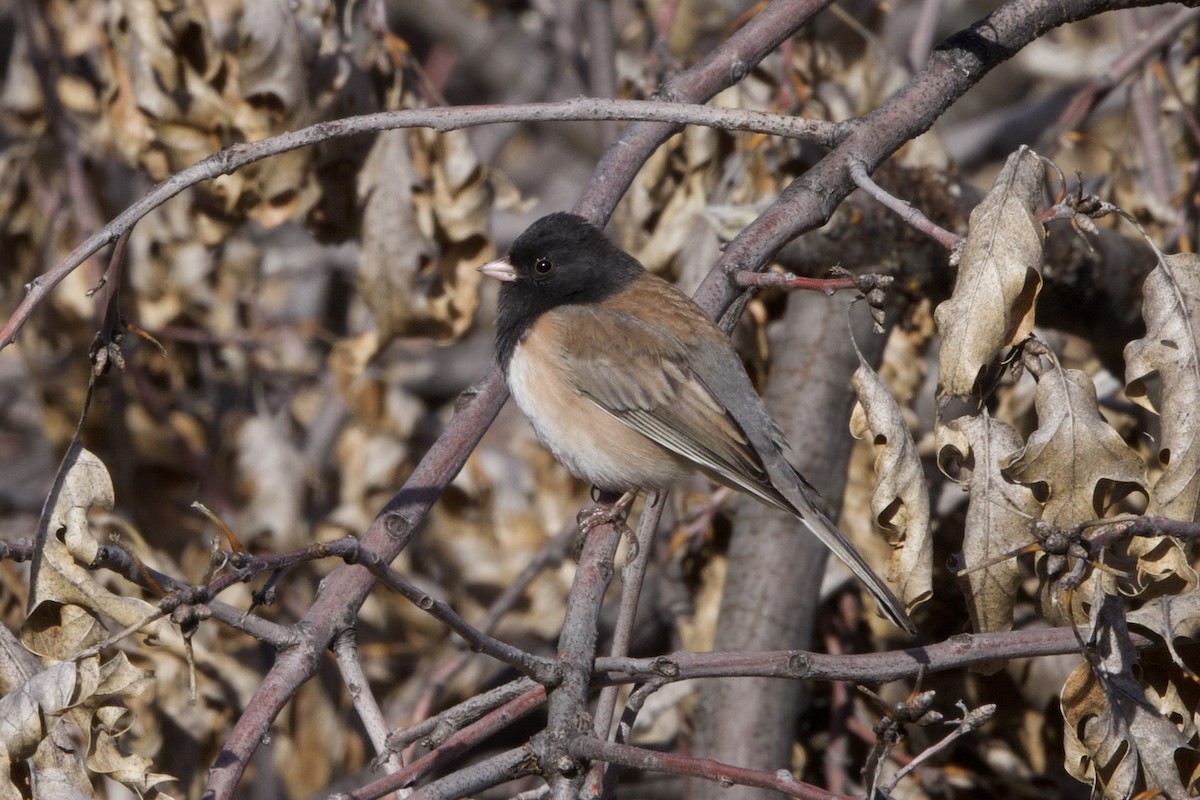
[551,304,793,510]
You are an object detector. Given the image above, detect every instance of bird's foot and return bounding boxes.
[573,491,637,560]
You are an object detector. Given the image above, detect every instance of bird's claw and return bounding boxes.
[573,491,637,560]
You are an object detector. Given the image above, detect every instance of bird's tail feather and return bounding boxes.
[796,502,915,634]
[698,461,915,633]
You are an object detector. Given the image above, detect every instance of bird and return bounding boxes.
[478,212,914,634]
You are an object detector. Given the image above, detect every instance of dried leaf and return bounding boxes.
[936,414,1040,634]
[356,130,433,340]
[87,728,176,798]
[849,353,932,610]
[410,128,490,340]
[1002,366,1146,525]
[23,448,160,659]
[934,147,1044,397]
[237,0,320,117]
[1061,590,1200,798]
[1124,251,1200,591]
[0,657,99,765]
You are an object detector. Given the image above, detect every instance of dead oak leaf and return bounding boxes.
[1124,251,1200,592]
[1061,590,1200,799]
[850,352,932,611]
[23,447,160,660]
[934,147,1044,398]
[1002,366,1146,526]
[936,414,1040,636]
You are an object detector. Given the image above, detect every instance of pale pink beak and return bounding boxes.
[477,257,518,282]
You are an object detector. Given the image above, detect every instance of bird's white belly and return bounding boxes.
[506,335,692,492]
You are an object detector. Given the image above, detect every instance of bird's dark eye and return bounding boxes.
[533,257,553,275]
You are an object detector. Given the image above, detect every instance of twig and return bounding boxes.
[1038,5,1200,156]
[332,628,404,780]
[386,678,542,753]
[543,509,626,800]
[569,737,847,800]
[358,550,560,683]
[403,521,576,740]
[365,746,540,800]
[849,160,962,249]
[576,0,840,223]
[594,626,1151,685]
[1117,10,1175,212]
[879,702,996,792]
[908,0,946,71]
[735,271,858,293]
[584,0,620,147]
[343,690,546,800]
[0,98,840,352]
[584,495,667,797]
[692,0,1173,318]
[203,367,510,799]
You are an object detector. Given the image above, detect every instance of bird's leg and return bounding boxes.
[574,490,638,559]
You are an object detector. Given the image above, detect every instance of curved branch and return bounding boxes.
[692,0,1172,315]
[0,98,837,352]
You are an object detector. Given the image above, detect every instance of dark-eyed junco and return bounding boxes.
[479,212,914,634]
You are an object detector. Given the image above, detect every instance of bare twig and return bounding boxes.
[576,0,839,223]
[584,495,667,797]
[849,160,962,249]
[0,98,840,352]
[880,702,996,792]
[358,550,560,682]
[908,0,946,71]
[372,746,540,800]
[403,520,575,738]
[692,0,1174,317]
[331,628,404,780]
[344,690,546,800]
[594,626,1150,685]
[386,678,542,753]
[543,511,625,800]
[570,737,846,800]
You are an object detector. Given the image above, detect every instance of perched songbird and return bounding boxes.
[479,212,914,634]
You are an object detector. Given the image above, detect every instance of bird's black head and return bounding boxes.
[482,212,644,368]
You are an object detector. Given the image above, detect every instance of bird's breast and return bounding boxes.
[506,315,693,492]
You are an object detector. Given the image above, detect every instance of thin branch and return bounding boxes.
[1038,5,1200,155]
[594,626,1152,685]
[584,496,666,797]
[543,512,626,800]
[203,367,509,799]
[386,678,542,753]
[1117,10,1174,211]
[576,0,838,223]
[345,691,546,800]
[849,160,962,249]
[570,737,846,800]
[332,628,403,778]
[908,0,946,72]
[691,0,1174,317]
[358,550,561,683]
[879,702,996,792]
[402,520,575,741]
[0,98,838,352]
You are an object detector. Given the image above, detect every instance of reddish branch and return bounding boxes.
[344,687,547,800]
[570,738,846,800]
